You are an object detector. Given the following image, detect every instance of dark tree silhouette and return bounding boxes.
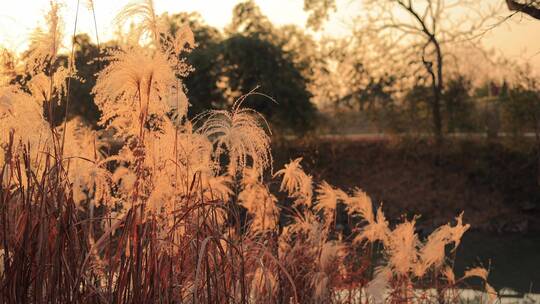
[164,13,225,115]
[506,0,540,19]
[165,7,317,134]
[218,35,316,134]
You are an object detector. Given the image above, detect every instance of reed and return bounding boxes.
[0,1,497,303]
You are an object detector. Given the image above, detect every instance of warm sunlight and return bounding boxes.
[1,1,539,68]
[1,1,539,303]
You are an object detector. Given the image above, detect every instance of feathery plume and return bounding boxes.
[387,219,419,275]
[62,118,112,205]
[366,267,391,304]
[239,169,279,232]
[443,266,455,284]
[197,93,272,178]
[310,272,330,303]
[274,157,313,206]
[354,206,391,244]
[115,0,164,47]
[463,267,489,281]
[314,181,347,225]
[344,187,374,223]
[93,47,186,137]
[26,1,64,73]
[0,86,51,166]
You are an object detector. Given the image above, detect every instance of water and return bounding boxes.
[453,231,540,294]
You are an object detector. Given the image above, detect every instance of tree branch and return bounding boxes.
[506,0,540,20]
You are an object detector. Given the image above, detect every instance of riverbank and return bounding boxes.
[273,136,540,293]
[274,136,540,233]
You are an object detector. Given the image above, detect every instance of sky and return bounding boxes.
[0,0,539,69]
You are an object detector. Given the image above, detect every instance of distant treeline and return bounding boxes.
[4,1,539,140]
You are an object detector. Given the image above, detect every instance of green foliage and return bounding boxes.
[165,5,317,134]
[344,74,482,135]
[394,84,434,133]
[218,35,316,134]
[500,78,540,135]
[443,75,476,132]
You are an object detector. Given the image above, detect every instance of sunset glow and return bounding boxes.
[1,0,539,67]
[1,1,539,303]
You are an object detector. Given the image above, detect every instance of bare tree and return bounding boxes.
[506,0,540,19]
[380,1,446,145]
[305,0,497,145]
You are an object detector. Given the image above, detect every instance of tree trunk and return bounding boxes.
[432,88,443,147]
[434,39,444,147]
[535,115,540,187]
[424,38,444,149]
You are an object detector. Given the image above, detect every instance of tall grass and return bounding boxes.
[0,1,498,303]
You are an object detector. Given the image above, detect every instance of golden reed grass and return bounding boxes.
[0,1,496,303]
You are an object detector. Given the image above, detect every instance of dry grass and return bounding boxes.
[0,1,499,303]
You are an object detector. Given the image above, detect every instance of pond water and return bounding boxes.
[453,231,540,294]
